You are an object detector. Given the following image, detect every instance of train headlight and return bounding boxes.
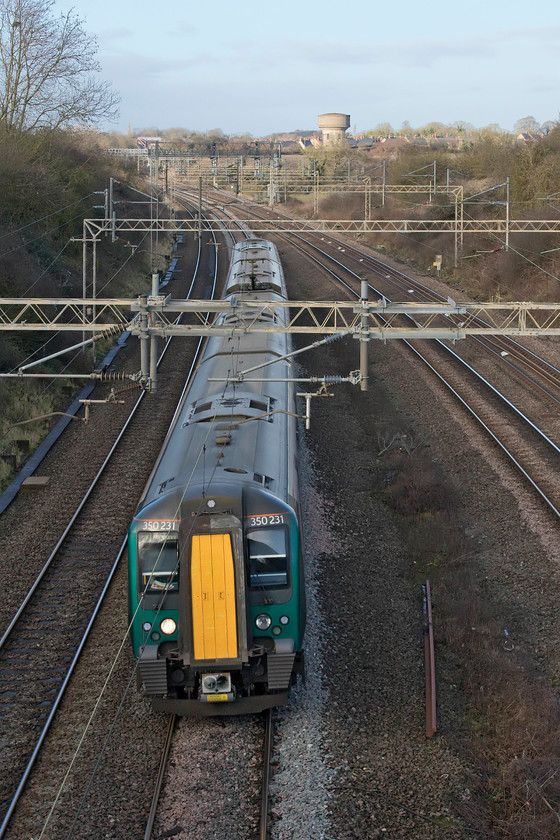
[160,618,177,635]
[279,615,290,626]
[255,613,271,630]
[142,621,152,632]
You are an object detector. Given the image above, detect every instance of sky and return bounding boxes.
[55,0,560,137]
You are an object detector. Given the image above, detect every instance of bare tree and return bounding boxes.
[0,0,119,132]
[513,115,540,135]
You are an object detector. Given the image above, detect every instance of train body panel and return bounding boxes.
[128,239,305,715]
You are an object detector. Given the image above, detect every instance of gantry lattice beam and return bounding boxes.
[2,297,560,338]
[82,217,560,237]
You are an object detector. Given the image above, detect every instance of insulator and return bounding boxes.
[96,372,129,381]
[95,374,144,396]
[112,382,145,395]
[322,332,345,345]
[96,324,124,340]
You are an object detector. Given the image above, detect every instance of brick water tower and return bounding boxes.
[318,113,350,145]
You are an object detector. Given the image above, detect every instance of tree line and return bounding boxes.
[0,0,118,133]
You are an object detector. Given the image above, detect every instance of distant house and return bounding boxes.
[298,137,322,149]
[278,140,300,153]
[347,137,375,149]
[517,132,544,141]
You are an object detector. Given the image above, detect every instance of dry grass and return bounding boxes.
[375,442,560,838]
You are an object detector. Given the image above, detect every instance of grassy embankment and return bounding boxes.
[0,128,172,491]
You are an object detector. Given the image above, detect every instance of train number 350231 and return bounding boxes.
[140,520,177,531]
[248,514,285,527]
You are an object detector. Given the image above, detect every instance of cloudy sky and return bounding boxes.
[56,0,560,136]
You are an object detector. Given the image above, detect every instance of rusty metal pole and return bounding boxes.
[423,580,437,738]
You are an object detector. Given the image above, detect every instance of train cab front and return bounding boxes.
[128,486,304,716]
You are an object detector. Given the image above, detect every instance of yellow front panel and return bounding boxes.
[191,534,238,660]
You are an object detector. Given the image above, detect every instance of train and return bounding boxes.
[128,239,305,715]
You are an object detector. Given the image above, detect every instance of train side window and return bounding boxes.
[247,527,289,588]
[138,532,179,593]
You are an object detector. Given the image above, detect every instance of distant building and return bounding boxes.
[298,137,322,150]
[278,140,300,153]
[137,136,163,148]
[347,137,375,149]
[318,113,350,145]
[517,132,544,141]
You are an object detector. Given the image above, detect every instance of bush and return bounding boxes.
[383,454,457,515]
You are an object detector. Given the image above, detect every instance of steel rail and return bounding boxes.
[230,198,560,405]
[316,235,560,402]
[405,341,560,519]
[260,709,273,840]
[235,200,560,516]
[0,535,128,839]
[0,376,146,652]
[0,217,212,838]
[143,715,176,840]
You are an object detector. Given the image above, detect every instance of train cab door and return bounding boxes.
[179,516,249,666]
[190,533,238,660]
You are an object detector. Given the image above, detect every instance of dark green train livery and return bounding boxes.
[128,239,305,715]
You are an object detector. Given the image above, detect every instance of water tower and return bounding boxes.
[318,113,350,145]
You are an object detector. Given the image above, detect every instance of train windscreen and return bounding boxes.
[247,527,289,588]
[138,532,179,593]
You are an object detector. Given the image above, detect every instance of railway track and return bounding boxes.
[3,192,498,836]
[206,191,560,406]
[207,194,560,520]
[142,710,274,840]
[0,219,220,838]
[301,231,560,409]
[406,338,560,516]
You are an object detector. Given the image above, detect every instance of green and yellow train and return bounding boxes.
[128,239,305,715]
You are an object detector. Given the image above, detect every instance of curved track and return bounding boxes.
[207,194,560,519]
[0,220,220,838]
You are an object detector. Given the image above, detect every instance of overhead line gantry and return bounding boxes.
[2,292,560,392]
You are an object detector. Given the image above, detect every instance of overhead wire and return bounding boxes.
[0,209,94,260]
[39,377,233,840]
[22,239,72,296]
[461,206,560,284]
[95,231,151,296]
[0,193,98,242]
[41,229,256,834]
[36,217,216,837]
